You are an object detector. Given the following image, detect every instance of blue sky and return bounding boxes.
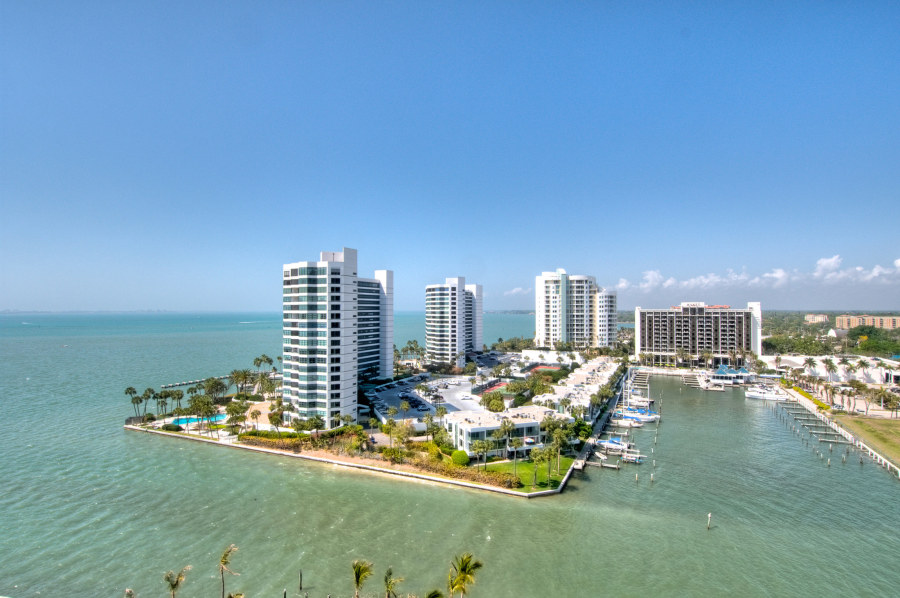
[2,2,899,312]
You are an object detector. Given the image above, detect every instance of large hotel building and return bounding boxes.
[535,269,617,350]
[635,302,762,367]
[282,248,393,429]
[425,277,483,368]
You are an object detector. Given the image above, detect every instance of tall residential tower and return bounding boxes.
[282,248,393,429]
[534,268,617,349]
[425,277,483,368]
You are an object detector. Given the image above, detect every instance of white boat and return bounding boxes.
[597,438,630,451]
[611,417,644,428]
[615,409,660,423]
[623,396,653,408]
[745,384,788,401]
[592,451,609,461]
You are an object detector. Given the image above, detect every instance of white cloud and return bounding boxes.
[503,287,531,297]
[761,268,789,288]
[639,270,664,291]
[814,254,842,278]
[614,256,898,299]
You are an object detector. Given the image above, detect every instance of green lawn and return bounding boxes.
[834,415,900,465]
[481,455,575,492]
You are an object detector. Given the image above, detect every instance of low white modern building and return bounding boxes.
[282,247,393,429]
[443,405,573,457]
[425,277,483,368]
[535,268,617,350]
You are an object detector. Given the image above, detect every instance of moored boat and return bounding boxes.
[745,384,788,401]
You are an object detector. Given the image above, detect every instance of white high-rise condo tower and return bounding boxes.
[425,277,483,368]
[282,248,393,429]
[535,268,617,349]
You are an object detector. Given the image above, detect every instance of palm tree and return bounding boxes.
[448,552,483,598]
[386,407,399,448]
[351,559,373,598]
[804,357,817,377]
[268,411,283,445]
[471,439,490,471]
[141,388,155,419]
[218,544,239,598]
[250,409,261,431]
[510,437,524,477]
[163,565,192,598]
[552,427,571,474]
[426,590,445,598]
[530,447,548,488]
[856,359,869,381]
[436,405,448,428]
[229,369,252,396]
[125,387,138,417]
[675,347,689,368]
[839,356,851,378]
[399,400,410,421]
[383,566,404,598]
[307,415,325,440]
[823,358,837,383]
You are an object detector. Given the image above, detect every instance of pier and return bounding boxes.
[775,392,900,480]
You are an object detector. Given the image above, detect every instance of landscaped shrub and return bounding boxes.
[411,456,520,489]
[239,435,304,452]
[240,429,303,440]
[451,450,470,466]
[427,443,443,462]
[161,423,183,432]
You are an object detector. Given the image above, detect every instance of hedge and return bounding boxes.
[411,456,520,489]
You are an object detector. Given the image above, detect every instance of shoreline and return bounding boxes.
[124,425,566,498]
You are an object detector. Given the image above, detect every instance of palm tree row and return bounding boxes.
[138,545,481,598]
[352,551,483,598]
[126,353,281,423]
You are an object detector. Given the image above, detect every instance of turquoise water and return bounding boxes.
[395,311,534,347]
[1,314,898,597]
[171,413,227,426]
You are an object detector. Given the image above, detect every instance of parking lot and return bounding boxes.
[368,374,487,426]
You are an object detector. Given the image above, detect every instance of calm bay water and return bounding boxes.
[1,313,898,597]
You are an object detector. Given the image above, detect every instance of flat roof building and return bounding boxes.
[635,301,762,368]
[443,405,573,457]
[282,248,393,429]
[535,269,617,350]
[425,277,483,368]
[835,315,899,330]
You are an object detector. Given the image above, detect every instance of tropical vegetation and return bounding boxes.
[127,547,482,598]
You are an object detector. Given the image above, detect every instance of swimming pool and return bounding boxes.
[171,413,227,426]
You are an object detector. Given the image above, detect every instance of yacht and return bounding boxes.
[745,384,789,401]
